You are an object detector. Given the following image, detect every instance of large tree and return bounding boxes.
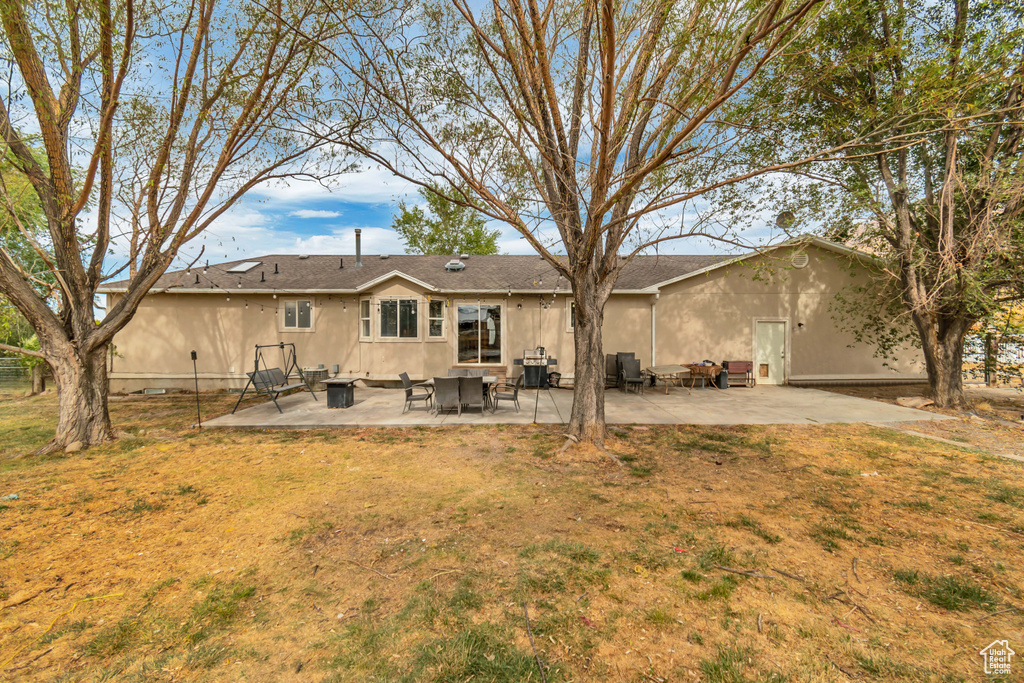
[320,0,851,447]
[0,0,349,451]
[392,185,500,254]
[750,0,1024,408]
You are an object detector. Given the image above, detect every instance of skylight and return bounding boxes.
[226,261,261,273]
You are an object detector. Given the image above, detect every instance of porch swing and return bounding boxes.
[231,343,318,414]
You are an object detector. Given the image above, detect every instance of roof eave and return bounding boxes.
[644,235,878,291]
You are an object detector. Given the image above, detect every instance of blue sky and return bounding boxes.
[175,165,780,268]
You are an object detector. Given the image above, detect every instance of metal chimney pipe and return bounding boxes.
[355,229,362,267]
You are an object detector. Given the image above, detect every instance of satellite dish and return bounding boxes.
[775,211,796,228]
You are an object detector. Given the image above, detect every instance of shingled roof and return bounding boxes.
[98,253,735,295]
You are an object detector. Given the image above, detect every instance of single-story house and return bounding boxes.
[99,235,925,393]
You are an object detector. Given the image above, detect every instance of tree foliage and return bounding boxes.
[0,0,351,450]
[1,140,50,363]
[392,185,500,255]
[748,0,1024,407]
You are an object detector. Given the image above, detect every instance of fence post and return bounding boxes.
[984,332,998,388]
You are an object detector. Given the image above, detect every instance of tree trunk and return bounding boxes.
[30,364,45,394]
[47,344,113,452]
[914,314,969,409]
[568,283,609,448]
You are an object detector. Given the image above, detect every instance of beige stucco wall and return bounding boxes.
[654,245,924,381]
[109,276,582,392]
[107,246,923,392]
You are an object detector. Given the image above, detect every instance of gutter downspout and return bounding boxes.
[651,292,659,366]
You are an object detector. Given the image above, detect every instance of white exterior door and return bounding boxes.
[755,321,787,385]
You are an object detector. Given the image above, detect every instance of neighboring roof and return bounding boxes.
[97,236,869,295]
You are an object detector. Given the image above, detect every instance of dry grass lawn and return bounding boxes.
[1,391,1023,682]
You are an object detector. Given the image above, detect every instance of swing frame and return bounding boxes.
[231,343,318,413]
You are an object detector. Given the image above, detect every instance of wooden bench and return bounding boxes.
[246,367,316,413]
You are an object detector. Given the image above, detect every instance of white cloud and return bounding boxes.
[250,165,416,206]
[290,209,342,219]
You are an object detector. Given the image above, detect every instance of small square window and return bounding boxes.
[283,300,312,329]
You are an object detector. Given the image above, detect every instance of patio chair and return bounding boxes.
[605,354,618,388]
[620,359,645,395]
[458,375,486,414]
[448,368,468,377]
[433,376,461,416]
[491,373,524,413]
[400,372,433,413]
[616,352,636,391]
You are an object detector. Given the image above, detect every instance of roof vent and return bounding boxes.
[792,252,810,268]
[445,259,465,272]
[380,254,389,259]
[460,254,469,259]
[298,254,309,259]
[226,261,261,273]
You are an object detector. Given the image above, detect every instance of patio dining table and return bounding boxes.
[644,365,692,395]
[424,376,500,411]
[423,376,499,387]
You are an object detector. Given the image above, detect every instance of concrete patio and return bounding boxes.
[203,384,951,428]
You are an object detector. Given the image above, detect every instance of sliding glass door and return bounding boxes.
[457,304,502,364]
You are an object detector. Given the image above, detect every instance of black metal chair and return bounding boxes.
[616,352,636,390]
[605,354,619,388]
[620,359,645,395]
[491,373,524,413]
[433,376,461,416]
[400,372,433,413]
[458,375,486,414]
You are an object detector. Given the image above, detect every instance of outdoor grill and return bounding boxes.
[514,347,558,388]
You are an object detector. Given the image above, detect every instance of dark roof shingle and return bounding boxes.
[100,253,733,294]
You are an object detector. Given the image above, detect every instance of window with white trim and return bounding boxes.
[359,299,371,339]
[428,300,445,338]
[283,299,312,329]
[380,298,418,338]
[567,302,575,331]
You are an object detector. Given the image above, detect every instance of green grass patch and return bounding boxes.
[699,645,785,682]
[696,542,734,571]
[726,514,782,545]
[893,569,996,612]
[185,582,257,644]
[695,575,738,602]
[629,465,654,477]
[680,569,704,583]
[645,608,673,625]
[810,522,854,552]
[404,624,553,683]
[986,481,1024,507]
[0,539,19,559]
[85,616,143,658]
